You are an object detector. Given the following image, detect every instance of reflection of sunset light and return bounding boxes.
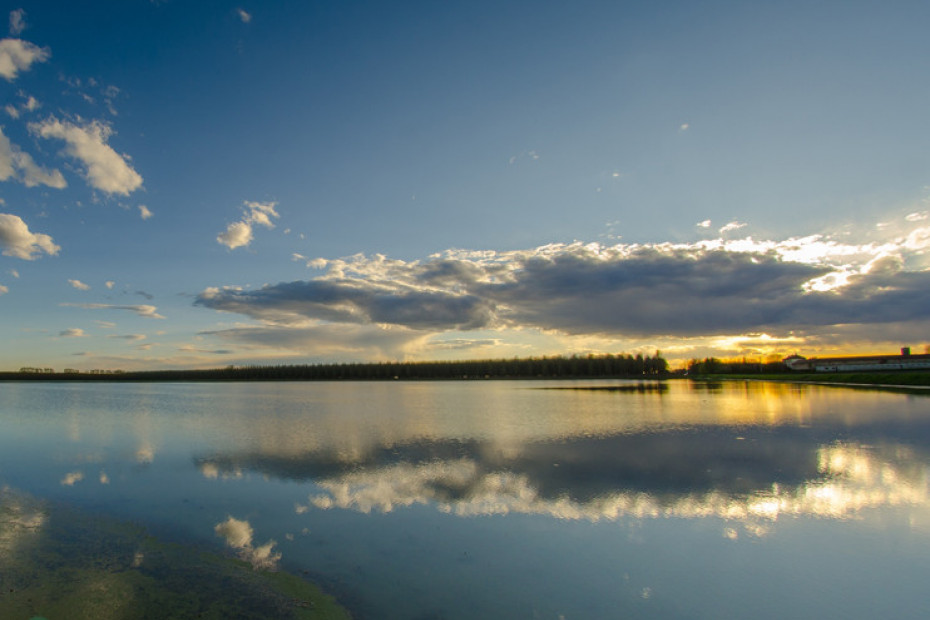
[0,488,46,566]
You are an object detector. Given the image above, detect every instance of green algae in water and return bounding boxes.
[0,488,351,619]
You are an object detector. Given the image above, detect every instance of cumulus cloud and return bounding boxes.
[30,117,143,195]
[138,204,152,220]
[195,217,930,347]
[217,201,278,249]
[0,212,59,259]
[68,279,90,291]
[8,10,26,36]
[0,127,67,188]
[0,37,48,80]
[60,302,165,319]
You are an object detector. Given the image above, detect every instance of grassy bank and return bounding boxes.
[688,371,930,388]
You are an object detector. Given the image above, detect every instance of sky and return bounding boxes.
[1,0,930,371]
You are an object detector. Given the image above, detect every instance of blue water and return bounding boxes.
[1,379,929,619]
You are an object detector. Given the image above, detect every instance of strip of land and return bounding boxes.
[688,371,930,390]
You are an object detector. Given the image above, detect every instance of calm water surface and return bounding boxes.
[2,379,930,619]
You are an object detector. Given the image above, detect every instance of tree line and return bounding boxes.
[687,357,790,375]
[0,352,668,382]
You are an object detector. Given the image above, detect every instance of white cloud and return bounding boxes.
[0,212,59,259]
[0,127,67,188]
[679,123,690,131]
[217,201,278,249]
[30,117,143,195]
[0,38,49,80]
[68,279,90,291]
[196,213,930,356]
[8,10,26,36]
[59,328,86,337]
[4,104,17,118]
[237,8,252,23]
[718,221,747,234]
[906,211,928,222]
[8,268,18,278]
[138,204,152,219]
[104,281,115,289]
[0,284,7,295]
[61,302,166,319]
[696,219,711,228]
[217,220,253,249]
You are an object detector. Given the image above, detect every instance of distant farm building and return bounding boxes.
[784,349,930,372]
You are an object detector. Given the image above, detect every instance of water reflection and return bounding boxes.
[0,487,45,566]
[198,437,930,523]
[191,381,930,526]
[214,516,281,570]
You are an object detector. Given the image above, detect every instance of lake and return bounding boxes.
[1,379,929,619]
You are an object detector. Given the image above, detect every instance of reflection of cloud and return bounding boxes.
[214,516,280,570]
[199,461,242,480]
[307,443,930,524]
[136,445,155,464]
[61,471,84,486]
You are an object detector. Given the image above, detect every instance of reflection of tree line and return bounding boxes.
[0,352,668,381]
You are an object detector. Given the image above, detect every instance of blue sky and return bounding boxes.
[2,0,930,370]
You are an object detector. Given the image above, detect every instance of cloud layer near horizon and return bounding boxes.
[195,218,930,354]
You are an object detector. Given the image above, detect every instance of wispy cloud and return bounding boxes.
[138,204,152,220]
[236,8,252,23]
[59,328,86,337]
[30,117,143,195]
[718,221,747,234]
[8,10,26,36]
[0,213,59,259]
[108,333,146,341]
[217,201,278,249]
[0,37,49,80]
[68,279,90,291]
[61,303,166,319]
